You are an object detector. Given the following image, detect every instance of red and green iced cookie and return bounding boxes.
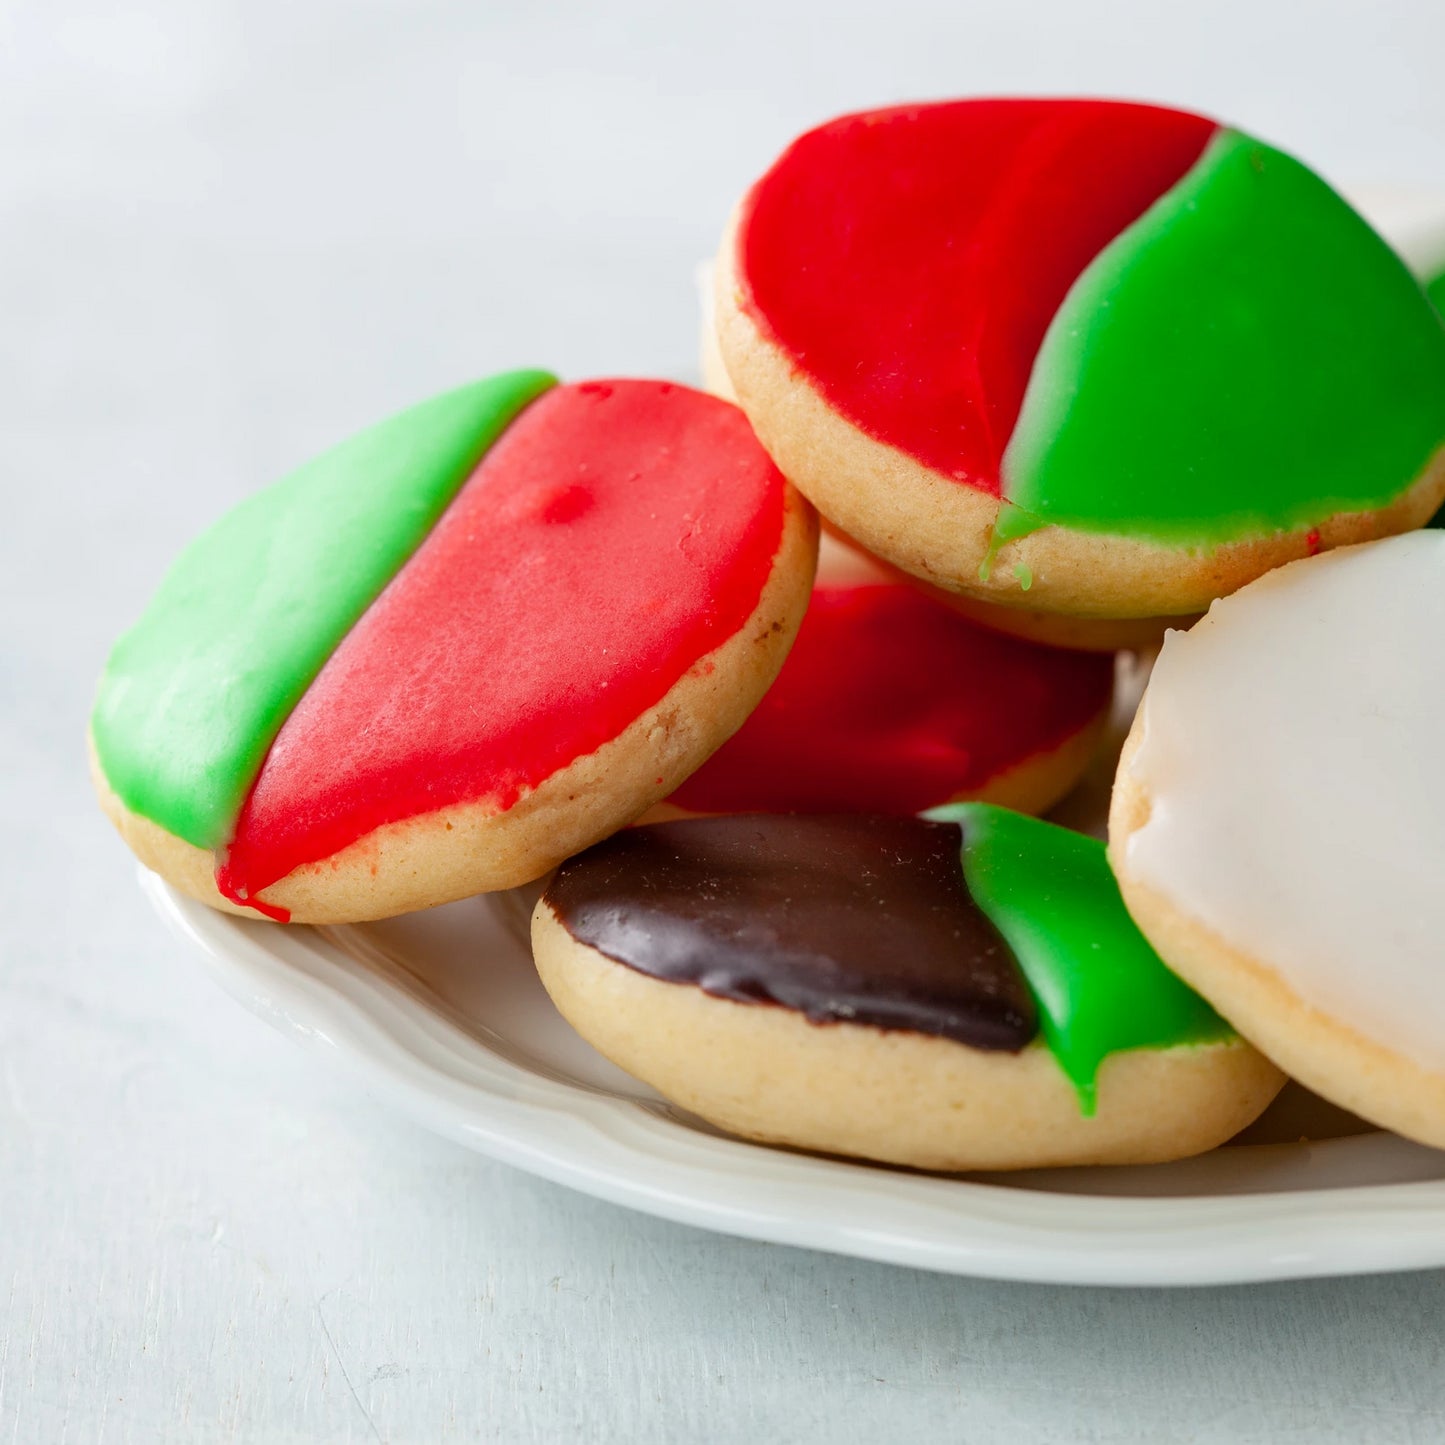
[714,98,1445,630]
[91,374,817,923]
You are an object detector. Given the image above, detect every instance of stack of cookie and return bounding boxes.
[92,99,1445,1173]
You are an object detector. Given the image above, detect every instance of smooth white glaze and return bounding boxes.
[1121,530,1445,1070]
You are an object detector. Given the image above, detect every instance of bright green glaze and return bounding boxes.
[924,802,1232,1114]
[999,130,1445,546]
[92,370,557,848]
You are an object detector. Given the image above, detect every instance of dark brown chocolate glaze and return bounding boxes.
[543,814,1038,1051]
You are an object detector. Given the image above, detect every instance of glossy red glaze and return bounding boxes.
[668,581,1113,815]
[736,98,1215,490]
[218,380,789,905]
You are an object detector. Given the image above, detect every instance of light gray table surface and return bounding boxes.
[5,2,1445,1441]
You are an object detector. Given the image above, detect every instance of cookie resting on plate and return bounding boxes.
[532,807,1283,1171]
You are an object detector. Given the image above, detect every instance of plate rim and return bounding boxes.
[143,870,1445,1288]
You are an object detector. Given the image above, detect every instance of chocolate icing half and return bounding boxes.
[543,814,1038,1051]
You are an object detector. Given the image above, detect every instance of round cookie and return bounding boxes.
[92,374,817,923]
[715,98,1445,625]
[533,808,1283,1171]
[1110,531,1445,1149]
[663,538,1112,817]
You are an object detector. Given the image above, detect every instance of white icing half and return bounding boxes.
[1121,530,1445,1070]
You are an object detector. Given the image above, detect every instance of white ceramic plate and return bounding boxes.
[140,188,1445,1287]
[143,868,1445,1288]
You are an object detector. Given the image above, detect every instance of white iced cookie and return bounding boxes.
[1110,531,1445,1147]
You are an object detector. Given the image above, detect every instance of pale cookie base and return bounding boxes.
[1110,722,1445,1151]
[531,903,1284,1172]
[714,212,1445,620]
[94,490,818,925]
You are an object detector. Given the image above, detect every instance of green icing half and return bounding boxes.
[92,369,557,849]
[925,802,1232,1114]
[1000,130,1445,546]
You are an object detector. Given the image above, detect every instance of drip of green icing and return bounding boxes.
[924,802,1233,1113]
[92,369,558,848]
[1012,562,1033,591]
[1001,131,1445,545]
[977,500,1038,580]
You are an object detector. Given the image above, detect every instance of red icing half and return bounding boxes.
[736,98,1216,490]
[218,380,788,903]
[668,580,1113,815]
